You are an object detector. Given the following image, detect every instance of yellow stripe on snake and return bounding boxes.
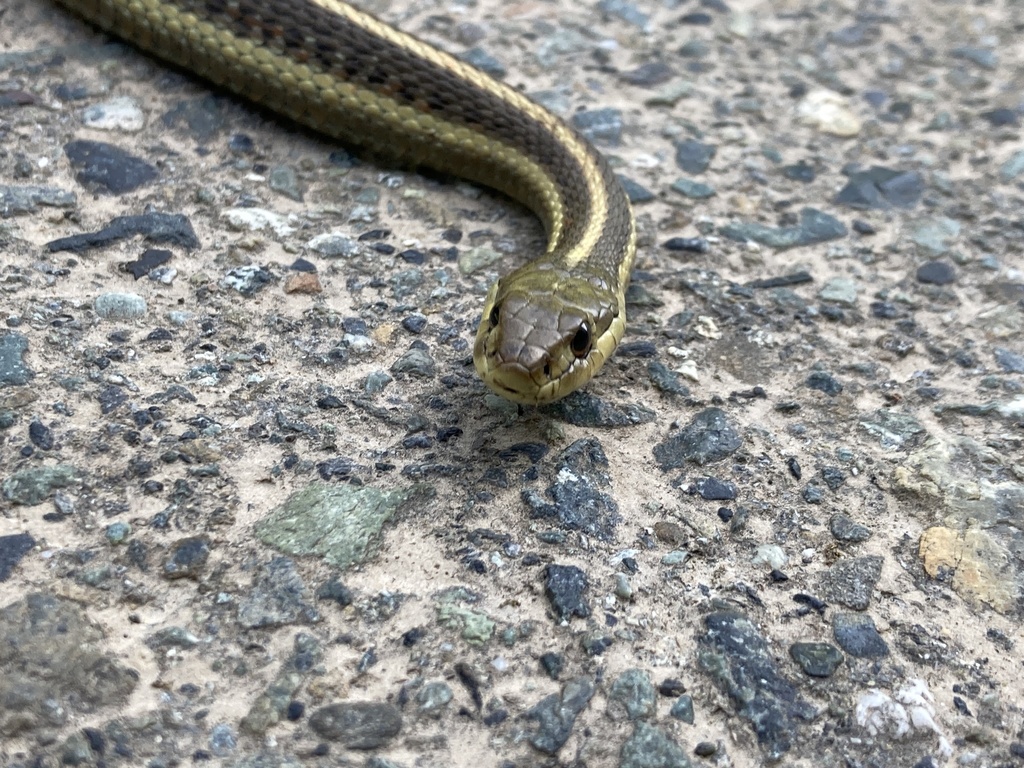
[56,0,637,405]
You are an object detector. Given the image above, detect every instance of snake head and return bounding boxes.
[473,264,625,405]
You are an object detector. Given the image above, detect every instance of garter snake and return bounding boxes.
[55,0,637,405]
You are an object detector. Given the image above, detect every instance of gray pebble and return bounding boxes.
[572,108,624,146]
[674,139,715,174]
[829,514,871,543]
[0,332,34,386]
[620,721,693,768]
[994,347,1024,373]
[670,694,695,723]
[819,556,883,611]
[237,557,319,628]
[105,521,131,544]
[653,407,742,469]
[721,208,847,249]
[162,535,211,580]
[789,641,844,677]
[415,681,453,718]
[459,46,506,78]
[269,165,303,201]
[526,677,595,754]
[0,184,77,216]
[671,178,715,198]
[94,292,147,320]
[208,723,238,756]
[390,346,436,378]
[309,701,402,748]
[832,612,889,658]
[999,150,1024,182]
[608,668,657,720]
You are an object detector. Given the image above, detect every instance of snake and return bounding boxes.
[54,0,637,405]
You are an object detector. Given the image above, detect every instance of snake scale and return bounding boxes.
[55,0,637,404]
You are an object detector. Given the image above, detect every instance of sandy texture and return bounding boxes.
[1,0,1023,766]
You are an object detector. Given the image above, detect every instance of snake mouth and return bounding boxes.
[482,363,561,406]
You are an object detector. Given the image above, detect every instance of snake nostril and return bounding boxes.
[488,303,501,328]
[543,361,551,378]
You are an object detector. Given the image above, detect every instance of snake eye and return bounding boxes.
[488,303,501,328]
[570,323,591,358]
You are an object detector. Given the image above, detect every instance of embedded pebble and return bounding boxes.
[64,139,158,193]
[699,610,815,760]
[0,184,77,216]
[790,642,845,678]
[525,677,595,755]
[796,90,862,137]
[620,722,693,768]
[0,533,35,582]
[674,139,716,174]
[308,701,402,748]
[94,292,146,320]
[571,108,624,146]
[833,612,890,658]
[721,207,846,249]
[81,96,145,131]
[543,564,590,622]
[653,407,742,469]
[607,668,657,720]
[829,514,872,543]
[0,333,33,386]
[916,260,956,285]
[836,166,925,209]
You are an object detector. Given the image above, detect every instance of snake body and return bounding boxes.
[56,0,637,404]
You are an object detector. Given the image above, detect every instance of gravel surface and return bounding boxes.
[1,0,1023,766]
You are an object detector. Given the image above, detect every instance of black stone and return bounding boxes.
[525,678,595,755]
[833,612,889,658]
[543,390,656,428]
[316,579,353,607]
[829,514,871,543]
[698,611,815,759]
[805,371,843,396]
[692,476,736,500]
[28,420,54,450]
[543,564,590,621]
[616,175,655,204]
[662,236,710,253]
[124,248,173,279]
[653,407,742,469]
[980,107,1019,127]
[47,212,200,253]
[658,678,686,697]
[539,652,564,680]
[782,161,816,182]
[162,536,210,580]
[0,533,35,582]
[64,140,158,194]
[619,61,674,87]
[521,438,620,539]
[648,361,690,396]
